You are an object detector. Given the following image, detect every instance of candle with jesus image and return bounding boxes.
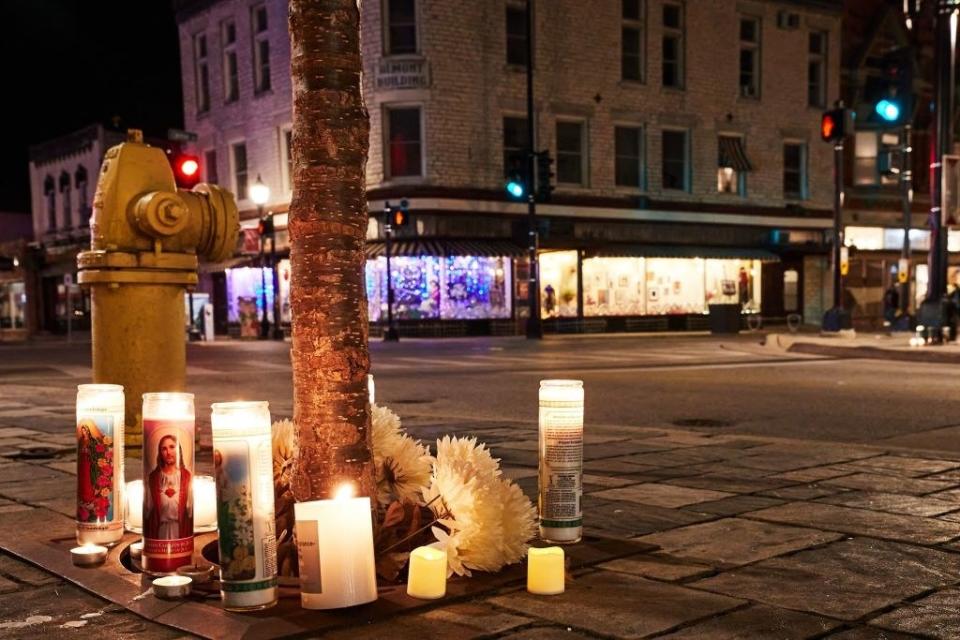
[75,384,125,546]
[141,392,195,574]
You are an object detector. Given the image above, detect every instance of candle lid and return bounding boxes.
[539,379,583,387]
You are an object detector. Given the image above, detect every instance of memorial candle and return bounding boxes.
[538,380,584,544]
[192,475,218,533]
[141,392,195,574]
[406,546,447,599]
[295,485,377,610]
[76,384,125,546]
[211,401,279,611]
[124,480,143,533]
[527,546,565,595]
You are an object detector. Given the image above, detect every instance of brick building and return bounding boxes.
[175,0,842,334]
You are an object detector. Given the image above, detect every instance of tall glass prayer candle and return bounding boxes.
[193,476,218,533]
[538,380,584,544]
[294,485,377,609]
[76,384,125,546]
[141,392,195,574]
[368,374,376,405]
[124,480,144,533]
[210,401,279,611]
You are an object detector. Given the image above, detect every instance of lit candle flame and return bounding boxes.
[334,483,355,500]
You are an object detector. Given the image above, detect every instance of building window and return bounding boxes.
[614,126,643,188]
[783,269,799,313]
[622,0,643,82]
[44,175,56,231]
[556,121,586,186]
[232,142,248,201]
[661,129,688,191]
[808,31,827,108]
[194,33,210,113]
[280,127,293,192]
[385,107,423,178]
[75,166,90,226]
[384,0,417,55]
[662,2,684,89]
[503,116,528,177]
[252,4,271,93]
[717,135,751,195]
[204,149,218,184]
[739,17,760,99]
[222,20,239,103]
[783,142,807,199]
[506,5,528,66]
[59,171,72,229]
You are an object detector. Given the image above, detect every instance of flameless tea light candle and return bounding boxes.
[129,540,143,561]
[211,401,279,611]
[406,546,447,600]
[538,380,584,544]
[71,544,108,567]
[527,547,565,595]
[295,484,378,610]
[124,480,144,533]
[152,575,192,599]
[193,475,218,533]
[75,384,125,547]
[176,564,215,584]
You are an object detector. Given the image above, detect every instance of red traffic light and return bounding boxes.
[820,108,849,143]
[172,154,201,188]
[820,114,836,141]
[392,209,408,227]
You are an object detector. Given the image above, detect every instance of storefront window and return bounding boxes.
[582,257,645,316]
[539,251,579,318]
[366,256,441,321]
[226,267,274,322]
[0,282,26,329]
[277,259,292,323]
[705,259,761,312]
[645,258,706,315]
[441,256,512,319]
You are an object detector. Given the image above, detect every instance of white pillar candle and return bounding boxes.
[527,546,565,595]
[192,476,218,533]
[124,480,144,533]
[538,380,584,544]
[141,392,195,574]
[406,546,447,600]
[71,544,108,567]
[211,401,279,611]
[76,384,125,546]
[368,374,376,405]
[294,485,377,610]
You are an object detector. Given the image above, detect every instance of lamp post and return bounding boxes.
[525,0,543,340]
[382,202,399,342]
[250,175,271,340]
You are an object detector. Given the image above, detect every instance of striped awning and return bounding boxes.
[588,245,779,261]
[718,136,753,171]
[364,238,526,258]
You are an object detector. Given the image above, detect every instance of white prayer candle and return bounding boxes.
[538,380,584,544]
[192,476,218,533]
[76,384,125,546]
[295,484,377,609]
[124,480,144,533]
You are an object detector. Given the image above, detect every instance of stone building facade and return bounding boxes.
[175,0,842,333]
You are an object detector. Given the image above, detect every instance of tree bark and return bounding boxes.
[288,0,374,503]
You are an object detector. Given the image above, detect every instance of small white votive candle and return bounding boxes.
[193,476,218,533]
[406,546,447,600]
[153,575,192,599]
[124,480,143,533]
[176,564,215,584]
[71,544,108,567]
[129,540,143,561]
[527,547,565,595]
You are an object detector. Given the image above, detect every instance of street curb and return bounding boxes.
[786,341,960,364]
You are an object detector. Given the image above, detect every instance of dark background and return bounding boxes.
[1,1,183,213]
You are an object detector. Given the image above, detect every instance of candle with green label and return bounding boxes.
[538,380,583,544]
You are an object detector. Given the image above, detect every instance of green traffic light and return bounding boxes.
[506,180,524,198]
[875,99,900,122]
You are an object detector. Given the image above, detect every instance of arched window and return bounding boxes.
[59,171,72,229]
[75,166,90,226]
[43,175,56,231]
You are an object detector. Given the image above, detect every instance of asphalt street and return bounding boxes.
[1,332,958,453]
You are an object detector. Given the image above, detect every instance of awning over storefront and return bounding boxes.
[199,255,260,273]
[588,245,779,261]
[364,238,525,258]
[718,136,753,171]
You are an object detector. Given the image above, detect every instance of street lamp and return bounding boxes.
[250,174,271,340]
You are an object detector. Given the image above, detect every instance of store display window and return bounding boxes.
[645,258,707,315]
[539,251,579,318]
[582,257,645,316]
[705,259,761,312]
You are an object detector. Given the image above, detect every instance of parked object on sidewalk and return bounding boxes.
[538,380,583,544]
[75,384,125,547]
[708,303,741,334]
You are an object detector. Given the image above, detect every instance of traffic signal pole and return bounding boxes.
[900,124,913,317]
[383,202,399,342]
[525,0,543,340]
[832,137,844,311]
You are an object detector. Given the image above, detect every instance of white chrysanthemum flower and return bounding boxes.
[370,404,433,506]
[423,436,537,577]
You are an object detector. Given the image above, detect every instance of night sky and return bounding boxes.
[1,1,183,213]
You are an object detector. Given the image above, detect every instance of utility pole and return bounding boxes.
[899,124,913,319]
[383,202,399,342]
[525,0,543,340]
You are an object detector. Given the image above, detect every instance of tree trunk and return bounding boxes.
[288,0,374,503]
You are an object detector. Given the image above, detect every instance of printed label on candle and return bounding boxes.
[142,417,195,572]
[296,520,322,595]
[539,401,583,528]
[76,414,121,531]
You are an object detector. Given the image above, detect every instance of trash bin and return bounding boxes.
[708,304,741,334]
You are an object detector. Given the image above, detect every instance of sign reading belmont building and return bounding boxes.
[375,59,430,90]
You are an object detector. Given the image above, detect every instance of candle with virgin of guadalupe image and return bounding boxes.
[76,384,125,546]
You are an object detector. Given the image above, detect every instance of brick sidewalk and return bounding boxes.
[4,417,960,638]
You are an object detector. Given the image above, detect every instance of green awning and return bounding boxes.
[588,245,780,261]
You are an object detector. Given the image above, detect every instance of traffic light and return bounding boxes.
[392,200,410,227]
[873,47,913,127]
[820,108,851,143]
[505,170,526,199]
[171,154,201,189]
[535,151,554,203]
[257,214,274,237]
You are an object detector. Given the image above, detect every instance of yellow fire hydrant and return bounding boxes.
[78,131,239,454]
